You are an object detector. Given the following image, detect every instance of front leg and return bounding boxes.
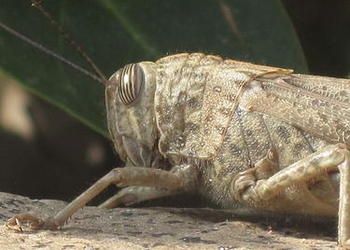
[6,164,198,231]
[99,164,198,208]
[98,186,179,208]
[232,144,349,248]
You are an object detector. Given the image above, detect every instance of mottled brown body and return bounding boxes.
[7,53,350,247]
[153,53,344,214]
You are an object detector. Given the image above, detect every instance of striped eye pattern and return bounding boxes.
[117,63,144,105]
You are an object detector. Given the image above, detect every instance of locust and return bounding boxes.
[2,2,350,249]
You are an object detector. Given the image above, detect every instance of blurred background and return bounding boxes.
[0,0,349,205]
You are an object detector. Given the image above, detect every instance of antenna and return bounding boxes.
[0,1,108,86]
[30,0,108,85]
[0,21,106,85]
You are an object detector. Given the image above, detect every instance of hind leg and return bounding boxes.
[231,144,349,247]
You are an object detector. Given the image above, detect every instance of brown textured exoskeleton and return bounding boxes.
[6,52,350,248]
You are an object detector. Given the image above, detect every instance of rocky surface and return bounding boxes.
[0,192,338,249]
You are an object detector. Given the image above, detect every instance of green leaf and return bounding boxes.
[0,0,307,137]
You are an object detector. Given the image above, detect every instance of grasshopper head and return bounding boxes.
[105,62,161,167]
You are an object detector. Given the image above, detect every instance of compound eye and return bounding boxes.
[117,63,144,105]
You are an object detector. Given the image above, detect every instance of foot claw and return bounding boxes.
[6,213,60,231]
[6,213,44,232]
